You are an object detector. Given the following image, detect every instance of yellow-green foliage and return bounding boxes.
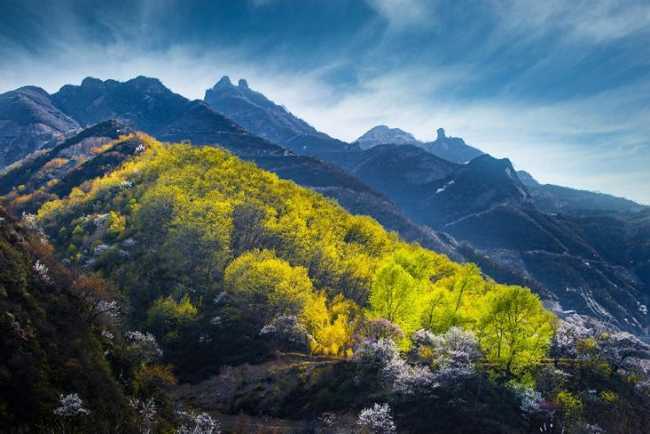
[555,390,583,422]
[146,294,198,343]
[224,249,314,317]
[37,134,555,369]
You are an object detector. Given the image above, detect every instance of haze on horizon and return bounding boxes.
[1,0,649,203]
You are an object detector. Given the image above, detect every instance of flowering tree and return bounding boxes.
[355,338,436,395]
[52,393,90,433]
[125,330,163,362]
[53,393,90,417]
[33,260,51,283]
[357,403,396,434]
[176,410,221,434]
[411,327,481,383]
[130,398,158,434]
[259,314,310,352]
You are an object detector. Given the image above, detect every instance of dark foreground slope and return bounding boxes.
[0,207,136,432]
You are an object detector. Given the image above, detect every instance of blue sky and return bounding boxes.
[1,0,649,203]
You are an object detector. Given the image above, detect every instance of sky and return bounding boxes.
[1,0,649,203]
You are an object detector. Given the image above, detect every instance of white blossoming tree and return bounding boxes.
[357,403,396,434]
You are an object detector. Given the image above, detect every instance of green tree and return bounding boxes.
[224,249,315,323]
[477,285,555,374]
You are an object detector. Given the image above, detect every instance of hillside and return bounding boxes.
[34,133,554,370]
[0,207,137,432]
[2,134,649,432]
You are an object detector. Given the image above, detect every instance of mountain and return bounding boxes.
[2,79,650,433]
[4,132,649,434]
[199,80,650,335]
[519,170,647,215]
[420,128,484,164]
[204,76,354,155]
[26,133,557,430]
[0,120,139,209]
[0,86,79,167]
[51,76,288,158]
[356,125,420,149]
[326,144,459,204]
[347,151,649,335]
[355,125,485,164]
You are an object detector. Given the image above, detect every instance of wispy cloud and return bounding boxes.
[491,0,650,43]
[364,0,438,28]
[1,0,649,203]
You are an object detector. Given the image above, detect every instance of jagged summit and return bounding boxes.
[356,125,420,149]
[204,76,353,155]
[215,75,233,88]
[422,128,484,164]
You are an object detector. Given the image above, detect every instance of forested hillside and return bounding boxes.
[34,133,554,374]
[0,132,644,432]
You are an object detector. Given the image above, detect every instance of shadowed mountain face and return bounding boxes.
[204,76,354,156]
[340,149,649,334]
[0,86,80,166]
[519,170,646,215]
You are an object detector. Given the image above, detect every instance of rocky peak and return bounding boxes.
[80,77,104,89]
[437,127,446,140]
[126,76,168,93]
[356,125,420,149]
[238,78,249,89]
[214,75,234,89]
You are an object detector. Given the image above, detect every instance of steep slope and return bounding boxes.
[326,144,459,204]
[32,135,554,377]
[204,76,355,155]
[0,120,132,198]
[21,136,650,434]
[0,207,134,431]
[356,125,420,149]
[0,86,79,167]
[0,122,462,259]
[201,79,650,335]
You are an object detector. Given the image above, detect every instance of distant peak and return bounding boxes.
[356,125,419,149]
[81,77,104,88]
[126,76,167,93]
[437,128,446,140]
[215,76,233,88]
[13,85,50,97]
[238,78,249,89]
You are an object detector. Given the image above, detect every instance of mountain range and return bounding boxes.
[355,125,484,164]
[1,75,649,338]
